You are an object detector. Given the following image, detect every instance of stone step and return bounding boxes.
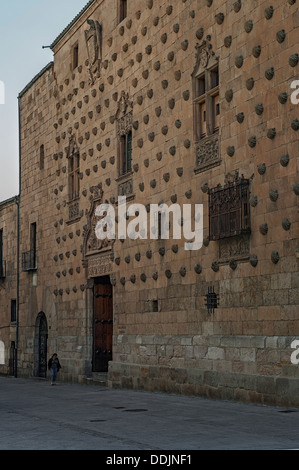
[83,372,108,387]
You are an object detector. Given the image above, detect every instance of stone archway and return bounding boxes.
[34,312,48,378]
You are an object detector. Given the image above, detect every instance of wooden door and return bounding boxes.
[93,279,113,372]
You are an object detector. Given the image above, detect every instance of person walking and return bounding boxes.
[48,353,61,385]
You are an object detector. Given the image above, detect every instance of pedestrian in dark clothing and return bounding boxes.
[48,353,61,385]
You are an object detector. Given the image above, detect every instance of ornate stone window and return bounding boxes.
[209,172,251,241]
[115,92,134,200]
[192,35,221,173]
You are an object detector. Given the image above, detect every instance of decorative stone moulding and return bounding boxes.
[259,223,268,235]
[154,61,161,71]
[267,128,277,140]
[215,13,224,24]
[255,103,263,115]
[172,244,178,253]
[244,20,253,33]
[252,45,261,58]
[165,269,172,279]
[152,272,158,281]
[265,67,275,80]
[246,77,255,90]
[265,6,274,19]
[225,89,233,102]
[248,136,257,148]
[278,92,288,104]
[234,0,241,12]
[235,56,244,68]
[257,163,266,175]
[249,195,258,207]
[161,33,167,44]
[289,53,299,67]
[280,154,289,167]
[229,259,237,270]
[196,28,204,40]
[183,90,190,101]
[276,29,286,43]
[181,38,189,50]
[250,255,258,267]
[282,218,291,231]
[194,264,202,274]
[291,119,299,131]
[269,189,279,202]
[271,251,280,264]
[227,146,235,157]
[211,261,219,272]
[236,112,245,123]
[224,35,232,48]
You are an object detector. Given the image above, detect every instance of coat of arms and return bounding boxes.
[85,19,102,84]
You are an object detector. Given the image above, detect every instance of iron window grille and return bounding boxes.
[209,177,251,241]
[205,286,219,315]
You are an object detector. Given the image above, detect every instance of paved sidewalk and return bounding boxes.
[0,376,298,450]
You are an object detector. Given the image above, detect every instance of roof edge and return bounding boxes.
[18,62,54,99]
[50,0,96,50]
[0,195,18,208]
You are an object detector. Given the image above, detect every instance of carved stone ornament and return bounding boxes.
[195,135,220,173]
[115,91,133,138]
[82,188,115,266]
[85,19,102,84]
[192,35,218,77]
[66,134,79,159]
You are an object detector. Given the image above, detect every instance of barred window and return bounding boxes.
[209,177,251,241]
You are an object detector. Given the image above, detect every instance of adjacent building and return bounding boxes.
[0,0,298,406]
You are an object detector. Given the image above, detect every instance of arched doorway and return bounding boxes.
[34,312,48,378]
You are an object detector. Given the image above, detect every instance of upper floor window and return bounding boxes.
[120,0,127,22]
[194,65,219,141]
[116,91,133,177]
[120,131,132,175]
[69,150,80,201]
[72,43,79,70]
[40,144,44,170]
[192,35,221,173]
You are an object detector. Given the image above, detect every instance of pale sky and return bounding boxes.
[0,0,89,201]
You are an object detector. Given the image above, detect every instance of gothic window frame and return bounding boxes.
[192,35,221,174]
[115,91,133,178]
[193,65,219,141]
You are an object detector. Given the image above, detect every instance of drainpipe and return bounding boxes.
[15,96,21,378]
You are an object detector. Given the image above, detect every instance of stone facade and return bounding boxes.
[0,0,298,406]
[0,197,18,375]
